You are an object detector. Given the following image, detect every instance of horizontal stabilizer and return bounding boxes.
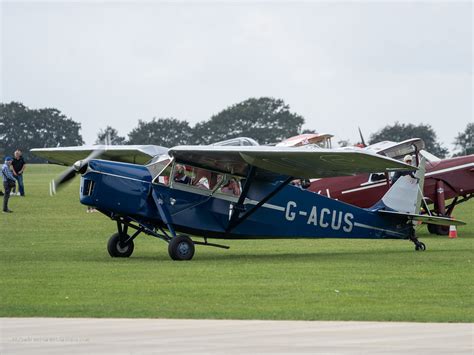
[378,210,466,226]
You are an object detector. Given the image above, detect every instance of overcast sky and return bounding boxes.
[1,1,472,151]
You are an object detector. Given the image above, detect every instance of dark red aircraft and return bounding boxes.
[306,138,474,235]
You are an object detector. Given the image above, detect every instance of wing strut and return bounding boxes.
[226,167,293,232]
[226,166,257,231]
[152,189,178,238]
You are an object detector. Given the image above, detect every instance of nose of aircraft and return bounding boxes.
[50,149,104,195]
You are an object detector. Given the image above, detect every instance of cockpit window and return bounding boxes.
[171,163,223,191]
[217,177,242,196]
[368,173,386,183]
[170,162,242,197]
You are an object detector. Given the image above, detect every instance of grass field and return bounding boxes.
[1,164,473,322]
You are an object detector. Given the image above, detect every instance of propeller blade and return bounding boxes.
[49,148,104,195]
[50,167,77,195]
[358,127,367,147]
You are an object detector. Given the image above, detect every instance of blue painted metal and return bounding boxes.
[80,159,412,241]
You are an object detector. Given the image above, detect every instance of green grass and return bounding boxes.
[1,164,473,322]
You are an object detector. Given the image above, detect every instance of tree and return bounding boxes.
[369,122,448,158]
[191,97,305,145]
[96,126,126,145]
[127,118,193,147]
[453,122,473,156]
[0,102,84,162]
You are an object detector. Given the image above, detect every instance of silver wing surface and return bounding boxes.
[31,145,168,166]
[169,145,416,178]
[365,138,425,159]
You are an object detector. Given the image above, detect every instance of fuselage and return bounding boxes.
[79,160,413,241]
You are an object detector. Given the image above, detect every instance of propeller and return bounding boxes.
[358,127,367,147]
[50,148,104,195]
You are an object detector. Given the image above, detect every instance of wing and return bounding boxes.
[366,138,425,159]
[31,145,168,166]
[168,145,416,178]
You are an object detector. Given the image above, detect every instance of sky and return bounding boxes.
[1,1,472,152]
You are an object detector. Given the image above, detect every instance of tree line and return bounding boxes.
[0,99,472,163]
[100,97,307,147]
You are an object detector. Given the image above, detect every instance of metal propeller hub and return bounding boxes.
[73,160,83,172]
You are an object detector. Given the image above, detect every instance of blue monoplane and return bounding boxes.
[39,145,465,260]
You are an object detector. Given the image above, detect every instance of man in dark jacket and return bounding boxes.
[12,149,26,196]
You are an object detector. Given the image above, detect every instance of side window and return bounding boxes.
[172,164,193,185]
[156,165,172,185]
[171,164,225,192]
[148,155,172,185]
[369,173,386,183]
[218,176,242,197]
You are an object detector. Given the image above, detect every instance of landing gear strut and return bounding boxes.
[107,219,144,258]
[109,213,228,261]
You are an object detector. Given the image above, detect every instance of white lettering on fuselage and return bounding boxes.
[285,201,297,221]
[285,201,354,233]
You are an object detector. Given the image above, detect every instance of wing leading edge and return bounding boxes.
[31,145,168,166]
[169,146,416,178]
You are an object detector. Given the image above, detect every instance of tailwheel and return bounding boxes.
[168,235,195,261]
[409,230,426,252]
[107,232,134,257]
[415,242,426,251]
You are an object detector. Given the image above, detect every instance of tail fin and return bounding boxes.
[374,157,466,227]
[375,157,425,214]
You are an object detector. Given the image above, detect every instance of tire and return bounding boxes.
[168,235,195,261]
[427,223,450,236]
[415,242,426,251]
[427,224,438,235]
[436,225,449,236]
[107,232,134,258]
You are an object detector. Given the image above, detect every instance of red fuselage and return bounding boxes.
[308,155,474,210]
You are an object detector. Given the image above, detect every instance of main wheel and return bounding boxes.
[427,223,449,236]
[107,232,134,257]
[436,225,449,236]
[427,223,438,235]
[168,235,195,261]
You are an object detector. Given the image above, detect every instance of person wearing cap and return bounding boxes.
[2,156,16,213]
[391,154,415,184]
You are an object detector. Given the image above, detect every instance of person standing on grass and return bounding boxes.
[12,149,26,196]
[2,156,16,213]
